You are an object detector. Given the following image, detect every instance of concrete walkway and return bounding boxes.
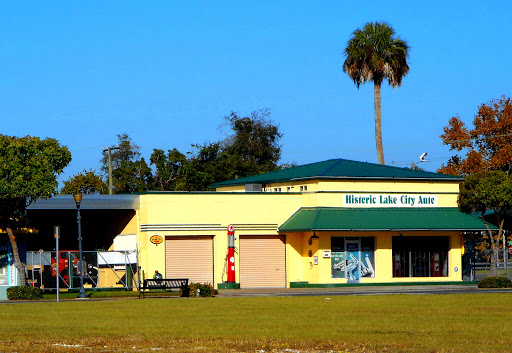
[217,284,512,297]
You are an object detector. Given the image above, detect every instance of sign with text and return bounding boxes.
[150,235,164,245]
[342,194,437,208]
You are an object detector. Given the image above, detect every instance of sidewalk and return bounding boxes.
[217,284,512,297]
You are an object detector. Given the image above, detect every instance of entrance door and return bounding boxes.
[345,240,360,282]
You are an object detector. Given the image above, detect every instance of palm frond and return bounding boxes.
[343,22,410,88]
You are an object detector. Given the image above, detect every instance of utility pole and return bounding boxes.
[102,145,120,195]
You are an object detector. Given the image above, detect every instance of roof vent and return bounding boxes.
[245,183,263,192]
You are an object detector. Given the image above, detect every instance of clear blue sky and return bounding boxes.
[1,2,511,185]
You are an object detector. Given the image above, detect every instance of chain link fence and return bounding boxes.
[462,240,512,281]
[25,250,139,291]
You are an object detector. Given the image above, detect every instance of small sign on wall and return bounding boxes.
[150,235,163,245]
[323,250,331,258]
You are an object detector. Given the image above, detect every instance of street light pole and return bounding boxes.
[102,145,120,195]
[73,193,87,299]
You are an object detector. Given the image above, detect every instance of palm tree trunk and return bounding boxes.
[6,227,27,286]
[374,82,385,165]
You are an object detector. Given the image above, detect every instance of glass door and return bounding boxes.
[345,240,360,282]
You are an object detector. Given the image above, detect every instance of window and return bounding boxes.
[392,236,448,277]
[331,237,375,280]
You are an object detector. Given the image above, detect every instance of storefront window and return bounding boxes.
[392,236,448,277]
[331,237,375,280]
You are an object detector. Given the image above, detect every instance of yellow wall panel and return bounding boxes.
[134,175,466,288]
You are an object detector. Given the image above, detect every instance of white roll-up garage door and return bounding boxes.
[239,235,286,288]
[165,236,214,283]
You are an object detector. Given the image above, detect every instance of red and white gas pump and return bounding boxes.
[227,224,236,283]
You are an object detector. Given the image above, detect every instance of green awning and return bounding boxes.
[279,207,495,232]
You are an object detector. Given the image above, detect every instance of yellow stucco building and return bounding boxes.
[131,159,489,288]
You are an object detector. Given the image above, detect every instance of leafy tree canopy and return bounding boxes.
[459,170,512,217]
[223,108,282,176]
[458,170,512,275]
[112,158,153,194]
[0,135,71,285]
[150,109,283,191]
[0,135,71,222]
[60,170,107,195]
[100,133,141,173]
[100,133,153,194]
[439,96,512,176]
[150,148,188,191]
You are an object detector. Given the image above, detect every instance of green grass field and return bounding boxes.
[1,293,511,352]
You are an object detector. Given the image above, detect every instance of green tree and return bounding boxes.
[150,148,188,191]
[223,109,283,176]
[0,135,71,285]
[178,163,216,191]
[343,22,410,165]
[101,133,153,193]
[101,133,141,173]
[61,170,107,194]
[112,158,153,193]
[458,170,512,275]
[178,142,228,191]
[151,109,284,191]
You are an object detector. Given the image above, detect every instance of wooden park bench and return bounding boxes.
[139,278,189,298]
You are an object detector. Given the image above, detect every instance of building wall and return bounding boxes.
[216,179,460,195]
[285,231,462,285]
[137,178,464,287]
[137,193,303,284]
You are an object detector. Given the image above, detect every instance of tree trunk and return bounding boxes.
[6,227,27,286]
[490,244,498,276]
[483,219,501,277]
[374,82,385,165]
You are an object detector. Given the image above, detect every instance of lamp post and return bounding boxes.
[73,193,87,299]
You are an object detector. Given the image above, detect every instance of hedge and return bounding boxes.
[7,286,44,300]
[188,282,218,297]
[478,276,512,288]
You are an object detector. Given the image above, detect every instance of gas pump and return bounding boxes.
[227,224,236,283]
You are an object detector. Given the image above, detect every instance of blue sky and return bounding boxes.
[1,2,511,185]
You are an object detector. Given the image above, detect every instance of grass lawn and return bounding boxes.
[43,290,145,300]
[1,293,511,352]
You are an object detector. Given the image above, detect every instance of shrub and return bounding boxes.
[478,276,512,288]
[188,282,218,297]
[7,286,44,300]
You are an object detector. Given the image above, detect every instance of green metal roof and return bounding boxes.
[211,159,462,188]
[278,207,494,232]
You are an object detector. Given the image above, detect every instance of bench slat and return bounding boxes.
[139,278,189,298]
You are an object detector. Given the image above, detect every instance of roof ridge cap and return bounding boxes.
[318,159,344,176]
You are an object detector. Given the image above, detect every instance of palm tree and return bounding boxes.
[343,22,410,165]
